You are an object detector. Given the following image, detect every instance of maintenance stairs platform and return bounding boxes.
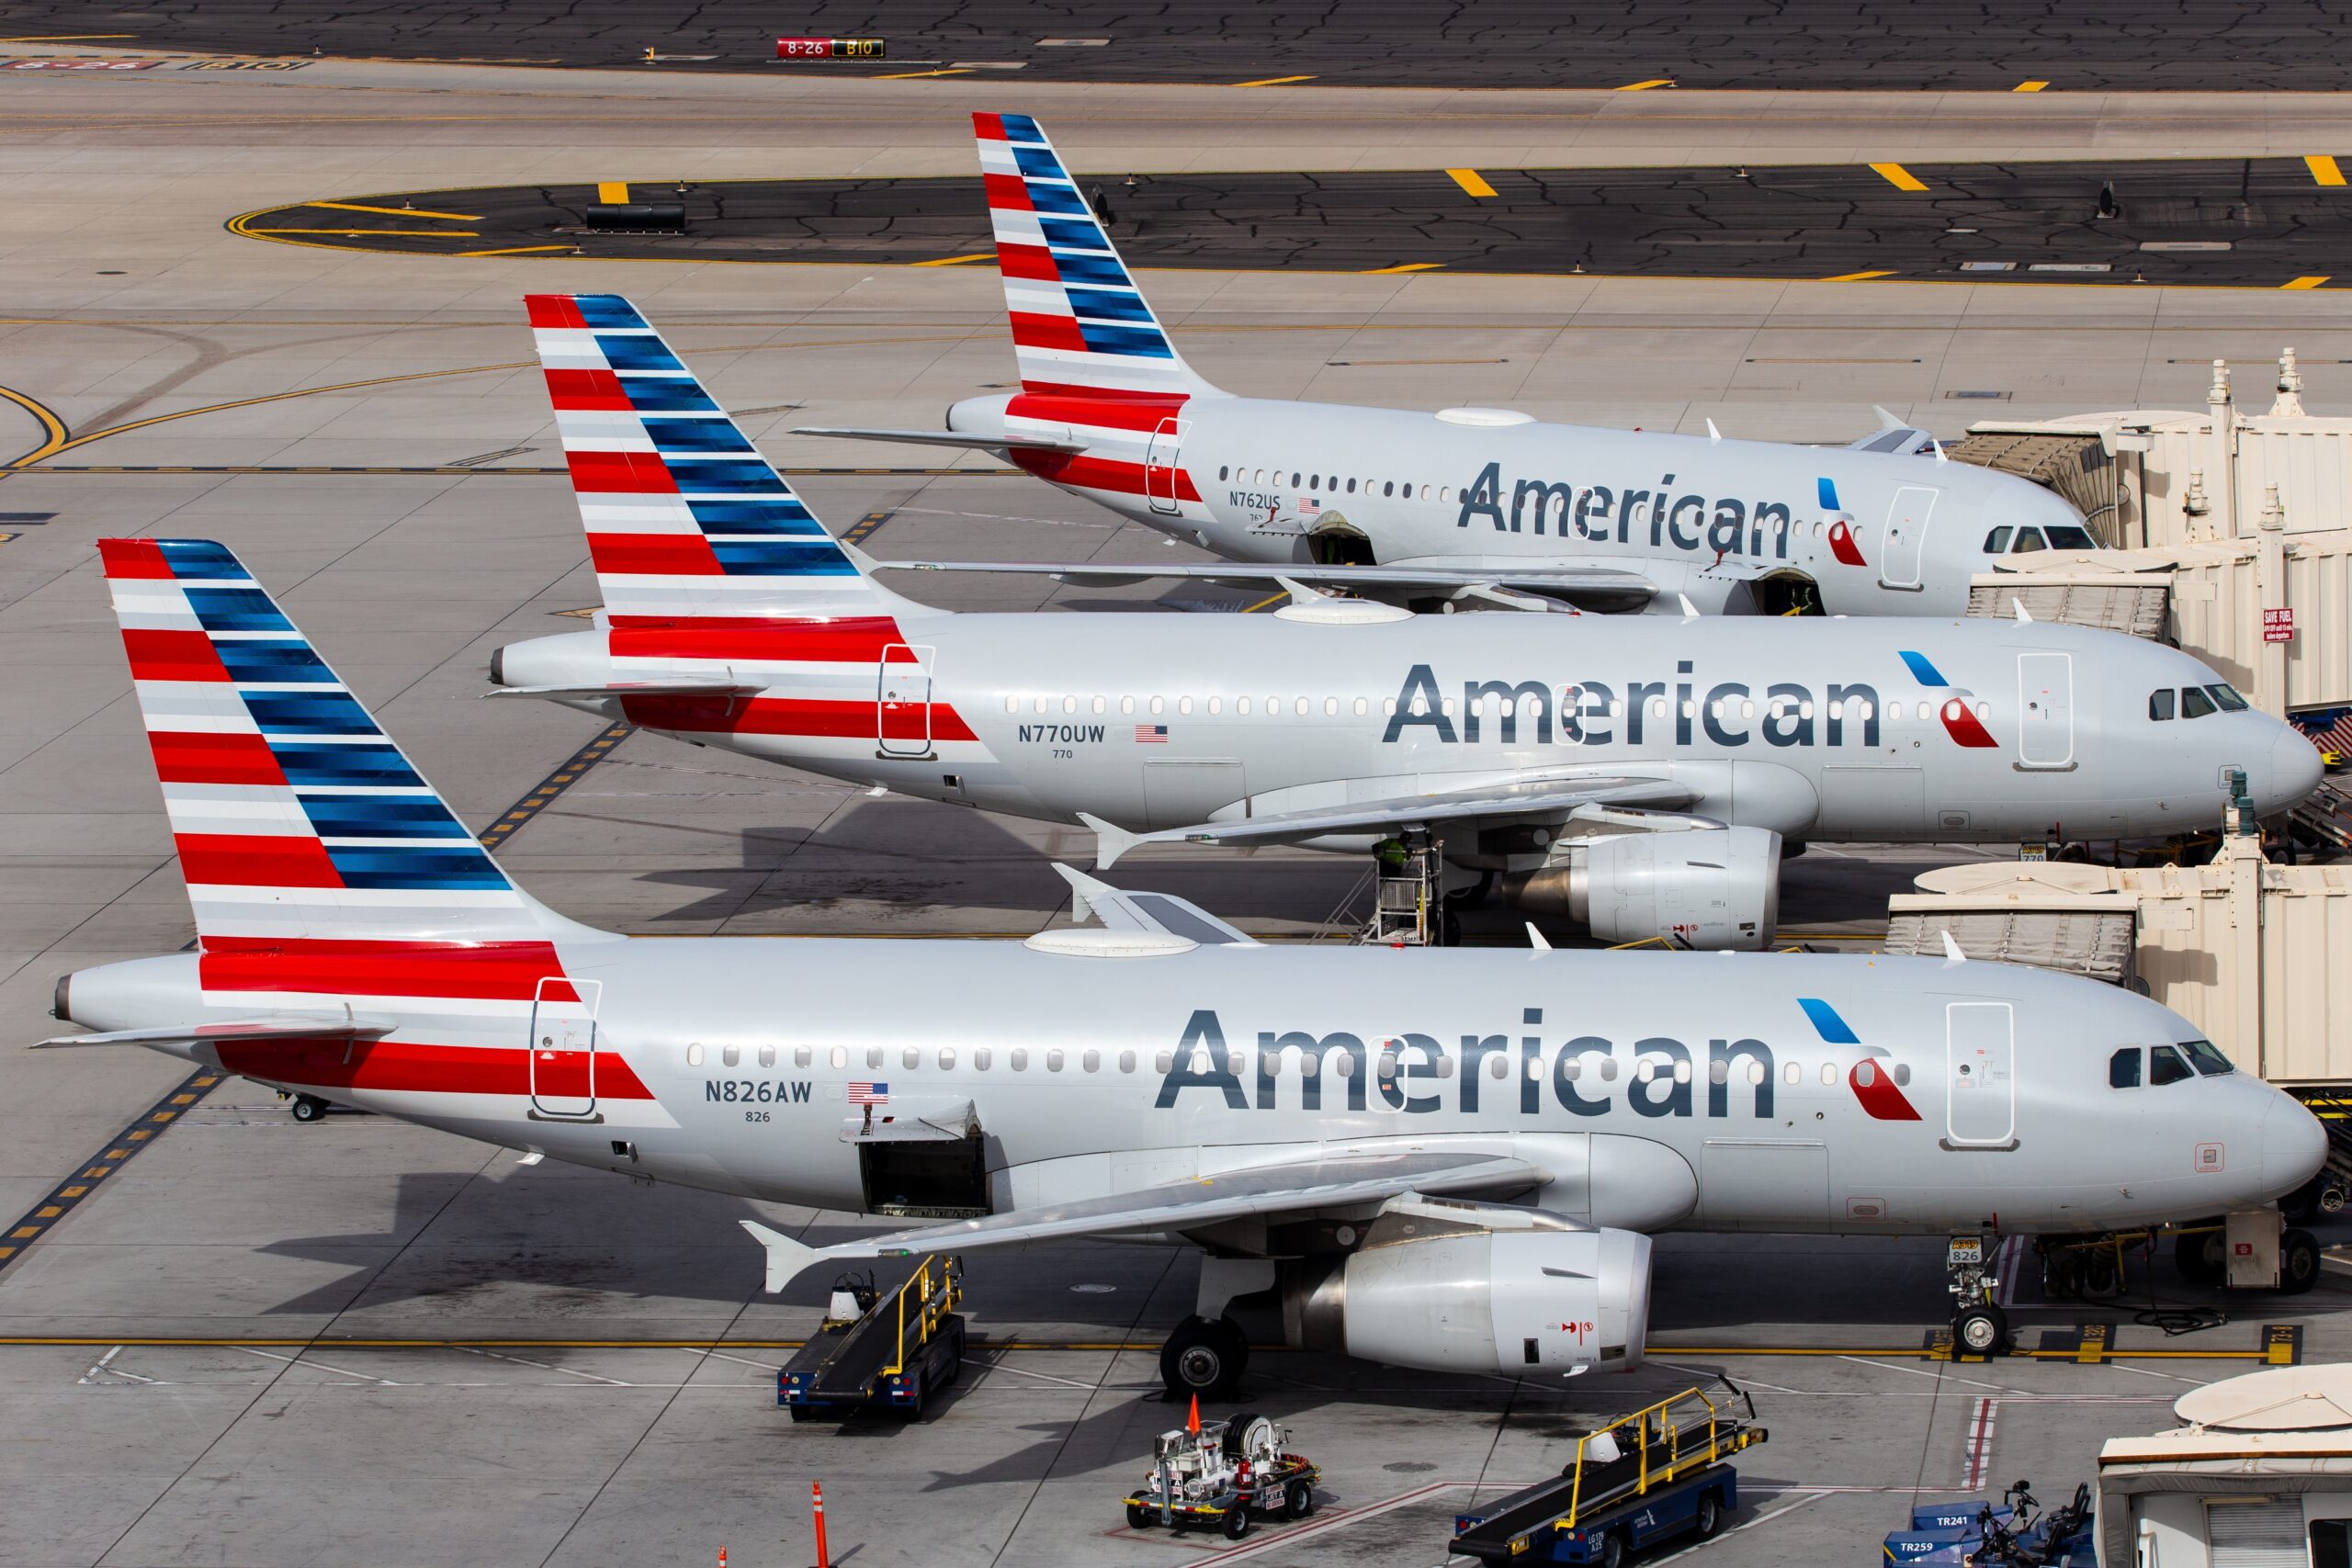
[1449,1386,1768,1563]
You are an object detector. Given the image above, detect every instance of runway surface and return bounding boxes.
[6,0,2352,90]
[234,157,2352,289]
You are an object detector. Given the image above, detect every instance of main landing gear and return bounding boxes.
[286,1092,330,1123]
[1946,1234,2010,1356]
[1160,1315,1250,1401]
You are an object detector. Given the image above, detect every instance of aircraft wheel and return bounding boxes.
[2174,1228,2225,1287]
[1952,1303,2008,1356]
[2281,1229,2323,1295]
[2281,1177,2324,1226]
[1442,872,1495,911]
[1160,1315,1245,1400]
[288,1094,327,1123]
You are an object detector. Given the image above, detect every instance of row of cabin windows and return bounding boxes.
[1006,691,1981,725]
[683,1039,1910,1088]
[2108,1040,2234,1088]
[1984,524,2100,555]
[2148,683,2251,721]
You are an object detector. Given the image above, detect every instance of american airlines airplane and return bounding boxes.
[797,113,2098,618]
[45,536,2330,1393]
[491,294,2318,948]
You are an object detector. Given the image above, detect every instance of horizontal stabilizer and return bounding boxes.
[741,1150,1544,1291]
[876,558,1658,612]
[789,425,1085,455]
[1091,777,1693,866]
[35,1013,397,1051]
[486,679,761,701]
[1050,860,1260,946]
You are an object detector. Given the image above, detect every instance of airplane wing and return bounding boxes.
[874,558,1658,612]
[740,1148,1544,1292]
[1050,863,1261,946]
[1080,777,1696,868]
[485,679,762,701]
[33,1014,398,1050]
[789,424,1086,456]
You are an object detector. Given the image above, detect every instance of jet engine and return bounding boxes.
[1498,826,1781,950]
[1278,1196,1651,1377]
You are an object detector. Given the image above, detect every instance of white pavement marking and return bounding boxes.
[975,1358,1099,1390]
[238,1345,401,1386]
[450,1345,632,1385]
[1647,1489,1834,1563]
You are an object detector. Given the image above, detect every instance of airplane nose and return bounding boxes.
[2267,726,2324,811]
[2263,1092,2329,1199]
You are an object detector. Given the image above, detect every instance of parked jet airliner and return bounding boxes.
[45,537,2328,1391]
[492,294,2317,948]
[797,113,2097,618]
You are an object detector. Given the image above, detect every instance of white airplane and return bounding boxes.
[797,112,2098,617]
[491,294,2318,948]
[44,536,2330,1393]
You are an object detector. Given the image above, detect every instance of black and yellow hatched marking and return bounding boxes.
[477,722,635,850]
[840,508,896,546]
[0,1068,224,1275]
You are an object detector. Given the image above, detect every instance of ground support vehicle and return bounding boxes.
[776,1254,964,1420]
[1883,1481,2092,1565]
[1123,1409,1318,1540]
[1450,1386,1767,1564]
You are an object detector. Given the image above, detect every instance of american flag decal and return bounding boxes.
[848,1081,889,1105]
[1134,725,1169,743]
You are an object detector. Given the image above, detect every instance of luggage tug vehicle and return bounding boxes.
[777,1255,966,1420]
[1125,1402,1320,1540]
[1451,1386,1767,1565]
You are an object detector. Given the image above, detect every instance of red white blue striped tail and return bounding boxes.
[527,293,911,624]
[99,537,598,948]
[973,113,1221,400]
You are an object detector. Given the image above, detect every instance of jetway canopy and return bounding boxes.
[1884,902,2135,984]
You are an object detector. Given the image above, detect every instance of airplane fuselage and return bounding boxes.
[499,607,2311,848]
[62,942,2319,1240]
[950,392,2092,615]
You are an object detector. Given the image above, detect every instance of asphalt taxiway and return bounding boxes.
[6,56,2352,1568]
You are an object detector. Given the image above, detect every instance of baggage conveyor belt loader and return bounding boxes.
[778,1254,966,1421]
[1450,1384,1768,1565]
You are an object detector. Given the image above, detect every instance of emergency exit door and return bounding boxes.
[1945,1001,2015,1147]
[528,976,603,1120]
[877,643,935,757]
[1145,418,1186,516]
[1879,486,1937,589]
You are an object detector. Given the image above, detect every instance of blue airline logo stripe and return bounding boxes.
[1797,997,1860,1045]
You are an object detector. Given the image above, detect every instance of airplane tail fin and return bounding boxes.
[526,292,926,625]
[98,537,610,951]
[972,113,1223,400]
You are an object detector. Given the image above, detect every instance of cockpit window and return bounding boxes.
[1984,526,2014,554]
[2180,686,2218,719]
[2045,525,2098,549]
[2011,527,2048,554]
[2149,689,2176,721]
[2150,1044,2194,1086]
[2181,1039,2236,1076]
[2109,1047,2143,1089]
[2209,683,2250,712]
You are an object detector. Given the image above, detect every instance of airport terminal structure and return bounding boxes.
[12,6,2352,1565]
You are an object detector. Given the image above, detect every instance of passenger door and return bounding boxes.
[877,644,935,757]
[1879,486,1937,590]
[528,976,602,1121]
[1944,1001,2016,1148]
[1145,417,1186,516]
[2017,652,2075,769]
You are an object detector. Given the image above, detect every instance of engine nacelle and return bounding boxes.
[1280,1200,1651,1377]
[1498,826,1781,950]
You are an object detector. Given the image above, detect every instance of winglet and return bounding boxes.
[1939,930,1967,964]
[1871,404,1905,432]
[1079,810,1143,870]
[1526,922,1553,952]
[1677,592,1702,620]
[1050,860,1114,923]
[740,1220,820,1294]
[1705,418,1722,445]
[1932,436,1948,465]
[2012,597,2033,623]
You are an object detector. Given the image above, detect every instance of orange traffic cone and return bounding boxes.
[1187,1393,1200,1434]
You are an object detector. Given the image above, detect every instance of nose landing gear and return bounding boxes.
[1946,1234,2010,1356]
